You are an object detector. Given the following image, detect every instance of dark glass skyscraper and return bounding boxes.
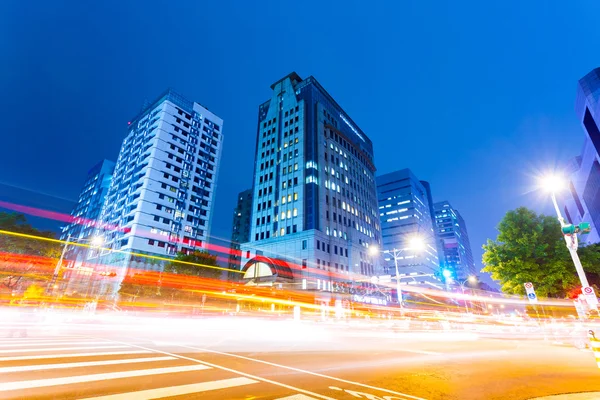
[376,169,440,282]
[563,68,600,244]
[433,200,476,281]
[240,72,381,289]
[228,189,253,275]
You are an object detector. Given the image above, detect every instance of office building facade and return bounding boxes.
[561,68,600,244]
[96,89,223,290]
[240,72,381,289]
[61,159,115,253]
[228,189,253,276]
[376,169,441,286]
[60,160,115,295]
[433,201,476,281]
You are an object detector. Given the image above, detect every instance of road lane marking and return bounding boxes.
[392,349,440,355]
[92,338,337,400]
[174,344,428,400]
[0,356,176,373]
[0,345,129,354]
[78,377,259,399]
[0,341,112,348]
[0,350,152,362]
[0,364,211,392]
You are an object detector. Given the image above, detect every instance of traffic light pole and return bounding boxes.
[550,193,590,288]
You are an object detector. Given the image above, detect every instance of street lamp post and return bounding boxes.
[457,276,477,313]
[543,176,592,290]
[371,237,425,308]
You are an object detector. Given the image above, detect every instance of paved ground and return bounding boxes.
[0,316,598,400]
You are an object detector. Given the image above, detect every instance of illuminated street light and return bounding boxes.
[539,174,594,308]
[368,244,379,256]
[383,236,426,307]
[442,269,452,279]
[409,236,426,252]
[90,236,104,247]
[541,174,565,193]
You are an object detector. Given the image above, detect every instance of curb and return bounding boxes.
[529,393,600,400]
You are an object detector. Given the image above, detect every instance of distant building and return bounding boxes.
[96,89,223,295]
[228,189,253,277]
[59,159,114,296]
[240,72,381,289]
[433,201,476,281]
[60,159,115,264]
[376,169,442,289]
[563,68,600,244]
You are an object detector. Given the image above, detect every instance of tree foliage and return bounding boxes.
[0,212,62,290]
[164,251,222,280]
[118,271,162,301]
[482,207,600,297]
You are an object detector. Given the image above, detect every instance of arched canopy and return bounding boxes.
[241,256,294,281]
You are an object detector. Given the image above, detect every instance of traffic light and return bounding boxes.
[562,222,592,236]
[562,224,577,235]
[579,222,592,234]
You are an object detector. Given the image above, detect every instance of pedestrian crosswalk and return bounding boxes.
[0,336,322,400]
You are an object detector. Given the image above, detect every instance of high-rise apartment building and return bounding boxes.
[228,189,253,275]
[240,72,381,288]
[376,169,440,283]
[433,200,476,281]
[563,68,600,244]
[60,159,115,265]
[59,160,114,295]
[97,89,223,289]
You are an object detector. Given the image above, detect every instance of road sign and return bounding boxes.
[583,286,599,306]
[524,282,537,303]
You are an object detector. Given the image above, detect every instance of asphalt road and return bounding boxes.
[1,316,599,400]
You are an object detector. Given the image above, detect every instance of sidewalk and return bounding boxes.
[530,393,600,400]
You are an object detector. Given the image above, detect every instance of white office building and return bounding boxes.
[95,89,223,292]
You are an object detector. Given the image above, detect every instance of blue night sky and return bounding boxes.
[1,1,600,284]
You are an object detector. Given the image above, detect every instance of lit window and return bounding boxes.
[280,228,285,236]
[281,212,286,220]
[293,208,298,217]
[287,210,291,218]
[294,193,298,201]
[294,163,299,171]
[288,194,292,202]
[282,196,286,204]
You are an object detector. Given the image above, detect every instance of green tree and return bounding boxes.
[164,251,223,280]
[118,272,162,302]
[482,207,600,297]
[0,212,62,290]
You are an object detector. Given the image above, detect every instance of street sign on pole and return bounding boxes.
[582,286,599,307]
[524,282,538,304]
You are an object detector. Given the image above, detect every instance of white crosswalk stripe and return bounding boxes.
[0,336,321,399]
[78,377,260,399]
[0,364,211,391]
[0,356,176,373]
[0,345,129,353]
[0,350,152,362]
[0,340,112,348]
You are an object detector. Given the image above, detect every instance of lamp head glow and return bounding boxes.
[368,244,379,256]
[408,237,426,251]
[442,269,452,278]
[468,275,477,284]
[90,236,104,247]
[541,174,565,193]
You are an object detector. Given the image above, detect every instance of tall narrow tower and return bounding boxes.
[240,73,381,289]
